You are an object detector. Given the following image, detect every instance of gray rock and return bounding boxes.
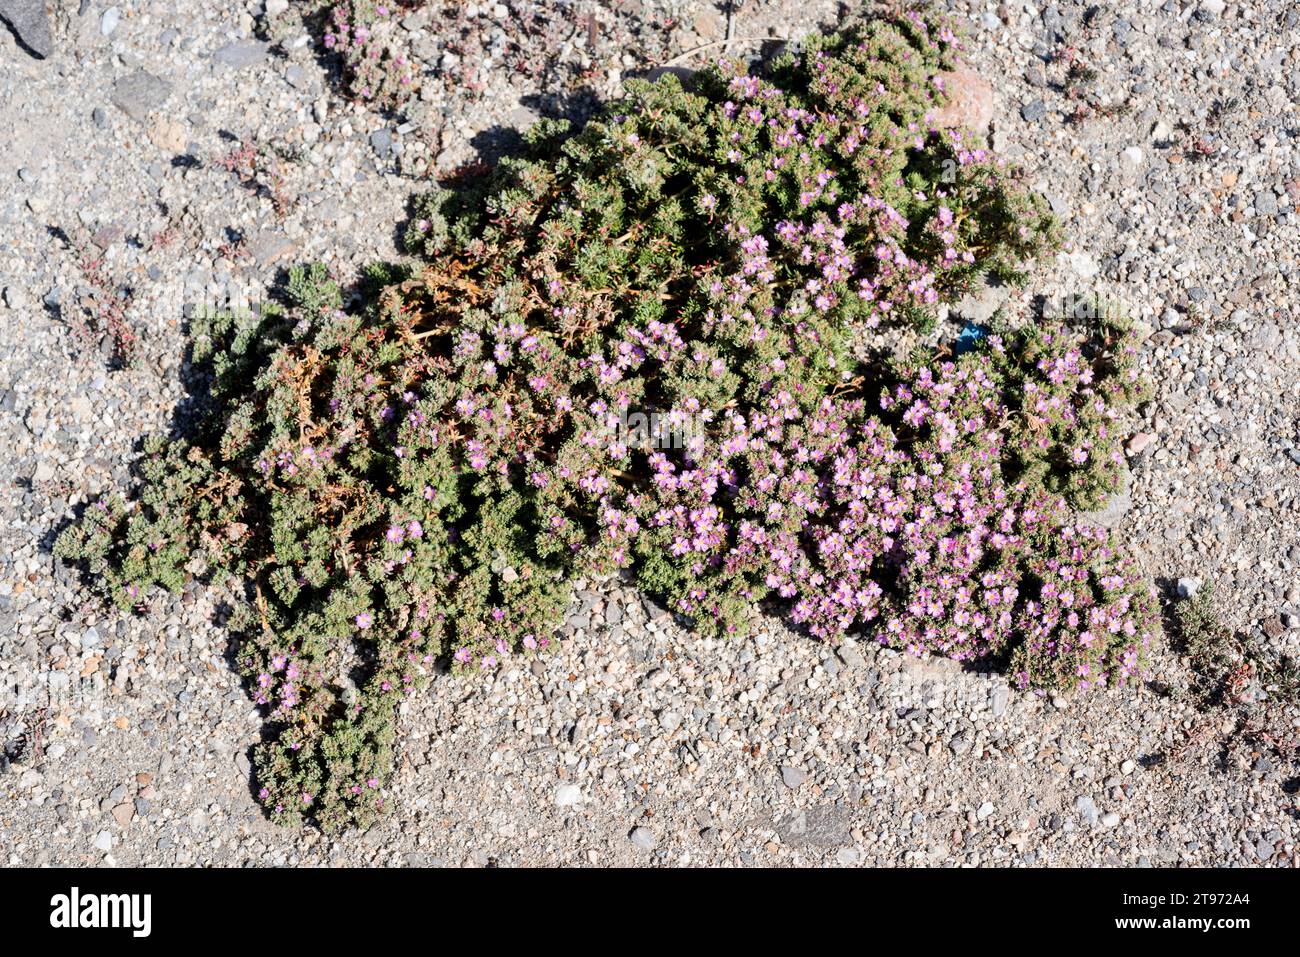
[775,805,850,847]
[1020,99,1047,122]
[100,6,120,36]
[0,0,53,58]
[110,70,173,122]
[507,105,540,131]
[952,276,1009,324]
[213,40,270,69]
[628,826,656,851]
[285,64,310,90]
[1176,577,1202,599]
[3,286,27,310]
[1248,321,1282,351]
[642,596,670,621]
[370,128,393,158]
[1043,190,1069,217]
[1075,795,1099,826]
[247,231,296,268]
[780,764,808,788]
[836,638,866,670]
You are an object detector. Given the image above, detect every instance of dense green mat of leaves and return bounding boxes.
[57,12,1156,830]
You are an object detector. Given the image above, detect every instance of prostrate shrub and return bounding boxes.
[56,11,1157,831]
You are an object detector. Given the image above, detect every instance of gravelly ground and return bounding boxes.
[2,0,1299,867]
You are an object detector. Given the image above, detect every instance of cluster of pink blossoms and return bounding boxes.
[582,355,1154,687]
[322,1,416,106]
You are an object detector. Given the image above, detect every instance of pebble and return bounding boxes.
[213,40,270,69]
[554,783,583,807]
[370,128,393,159]
[1126,432,1155,455]
[0,0,54,57]
[1066,251,1100,280]
[628,826,656,851]
[110,70,173,121]
[1075,795,1100,826]
[780,765,809,789]
[1020,99,1047,122]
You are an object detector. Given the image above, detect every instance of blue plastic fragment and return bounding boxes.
[953,321,988,355]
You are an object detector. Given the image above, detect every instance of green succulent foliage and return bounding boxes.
[56,9,1153,833]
